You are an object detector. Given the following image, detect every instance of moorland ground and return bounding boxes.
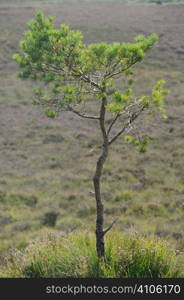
[0,0,184,269]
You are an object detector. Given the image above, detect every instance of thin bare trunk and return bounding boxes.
[93,144,108,258]
[93,92,109,258]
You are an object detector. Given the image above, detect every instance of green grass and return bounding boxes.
[2,231,183,278]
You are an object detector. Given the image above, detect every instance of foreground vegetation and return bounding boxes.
[1,231,183,278]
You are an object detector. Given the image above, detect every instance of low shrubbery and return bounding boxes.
[1,231,183,278]
[0,191,38,207]
[41,211,59,227]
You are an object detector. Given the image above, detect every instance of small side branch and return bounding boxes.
[108,106,144,145]
[70,67,102,91]
[103,218,119,236]
[68,106,100,120]
[107,113,121,136]
[105,60,140,80]
[108,123,129,145]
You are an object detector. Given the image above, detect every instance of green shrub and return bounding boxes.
[8,194,38,207]
[0,193,38,207]
[114,190,134,202]
[43,134,65,144]
[127,202,167,217]
[2,231,182,278]
[42,211,59,227]
[0,191,6,203]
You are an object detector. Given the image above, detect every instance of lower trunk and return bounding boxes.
[93,175,105,257]
[93,144,108,258]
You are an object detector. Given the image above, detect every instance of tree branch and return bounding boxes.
[68,106,100,120]
[103,218,119,236]
[42,61,102,92]
[108,106,144,145]
[107,113,121,136]
[104,60,121,78]
[70,67,102,91]
[105,59,140,79]
[34,95,100,120]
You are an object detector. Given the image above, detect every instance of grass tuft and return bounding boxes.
[2,231,182,278]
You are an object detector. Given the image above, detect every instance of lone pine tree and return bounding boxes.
[13,12,170,258]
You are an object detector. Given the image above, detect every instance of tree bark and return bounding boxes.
[93,144,108,258]
[93,91,109,258]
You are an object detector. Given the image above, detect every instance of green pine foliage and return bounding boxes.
[13,11,169,119]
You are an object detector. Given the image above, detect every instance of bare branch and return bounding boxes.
[103,218,119,236]
[68,106,100,120]
[70,67,102,91]
[108,105,144,145]
[38,61,102,92]
[105,59,140,79]
[107,113,121,136]
[104,60,121,78]
[34,95,100,120]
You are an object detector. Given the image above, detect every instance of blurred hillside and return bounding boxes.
[0,0,184,270]
[0,0,184,5]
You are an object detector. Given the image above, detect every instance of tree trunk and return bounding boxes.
[93,89,109,258]
[93,144,108,258]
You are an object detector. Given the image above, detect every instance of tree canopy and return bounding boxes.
[13,11,169,129]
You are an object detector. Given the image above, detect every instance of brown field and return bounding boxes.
[0,1,184,268]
